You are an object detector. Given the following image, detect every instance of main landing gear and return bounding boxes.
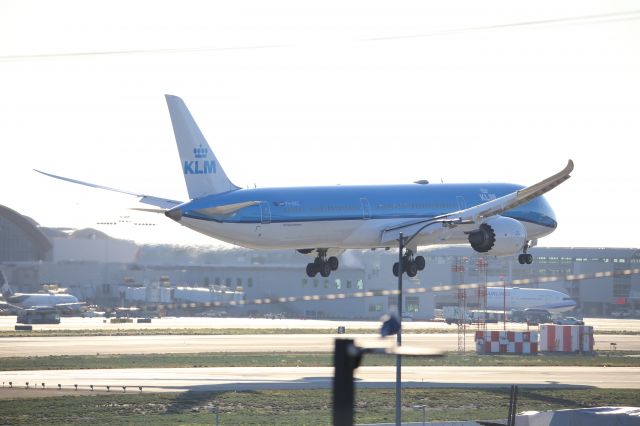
[306,250,339,277]
[392,250,426,278]
[518,241,533,264]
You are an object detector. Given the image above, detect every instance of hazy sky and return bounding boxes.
[1,1,639,248]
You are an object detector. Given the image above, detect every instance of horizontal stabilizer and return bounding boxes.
[130,208,167,214]
[137,196,182,210]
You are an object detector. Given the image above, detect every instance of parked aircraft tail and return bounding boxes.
[165,95,240,200]
[0,270,13,298]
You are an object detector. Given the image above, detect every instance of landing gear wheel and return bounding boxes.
[518,240,534,265]
[406,262,418,277]
[518,254,533,264]
[320,262,331,277]
[392,262,400,277]
[415,256,426,271]
[328,256,339,271]
[306,263,318,277]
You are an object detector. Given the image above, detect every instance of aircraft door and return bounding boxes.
[260,201,271,224]
[456,196,467,210]
[360,198,371,219]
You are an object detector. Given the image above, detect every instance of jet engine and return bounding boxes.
[467,216,526,256]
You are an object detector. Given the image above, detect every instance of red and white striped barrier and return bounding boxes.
[474,330,538,354]
[539,325,594,353]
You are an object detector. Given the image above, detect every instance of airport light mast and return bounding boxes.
[395,233,404,426]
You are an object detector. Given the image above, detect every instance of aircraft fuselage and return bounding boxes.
[171,183,557,250]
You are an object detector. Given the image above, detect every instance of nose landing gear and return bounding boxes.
[518,253,533,264]
[518,241,533,264]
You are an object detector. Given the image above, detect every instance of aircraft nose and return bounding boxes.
[165,207,183,222]
[564,298,577,309]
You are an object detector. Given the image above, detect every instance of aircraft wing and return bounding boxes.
[56,301,86,308]
[381,160,574,244]
[54,302,87,315]
[34,170,183,210]
[54,301,86,308]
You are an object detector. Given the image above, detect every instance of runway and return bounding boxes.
[2,333,639,357]
[2,366,639,393]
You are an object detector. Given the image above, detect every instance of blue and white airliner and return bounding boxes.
[487,287,576,313]
[37,95,574,278]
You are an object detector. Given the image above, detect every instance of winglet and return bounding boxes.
[462,159,574,222]
[515,159,573,205]
[380,159,574,244]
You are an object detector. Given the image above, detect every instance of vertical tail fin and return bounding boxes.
[0,270,13,298]
[165,95,240,199]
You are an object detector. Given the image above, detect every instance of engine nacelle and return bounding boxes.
[467,216,526,256]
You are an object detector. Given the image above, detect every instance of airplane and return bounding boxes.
[0,271,84,312]
[36,95,574,278]
[486,286,576,313]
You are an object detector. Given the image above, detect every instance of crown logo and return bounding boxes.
[193,144,208,159]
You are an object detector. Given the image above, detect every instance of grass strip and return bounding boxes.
[2,351,639,371]
[1,387,639,425]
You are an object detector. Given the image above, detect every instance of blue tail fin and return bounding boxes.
[165,95,240,199]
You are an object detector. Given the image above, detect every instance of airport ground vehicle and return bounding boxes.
[114,307,150,318]
[443,306,505,325]
[553,316,584,325]
[443,306,472,325]
[16,306,60,324]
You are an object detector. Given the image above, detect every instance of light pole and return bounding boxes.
[210,405,219,426]
[395,233,404,426]
[392,220,464,426]
[413,404,427,426]
[502,274,506,330]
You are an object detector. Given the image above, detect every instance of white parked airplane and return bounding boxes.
[486,286,576,313]
[37,95,574,278]
[0,271,84,312]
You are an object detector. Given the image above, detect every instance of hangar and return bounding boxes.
[0,203,638,319]
[0,204,52,262]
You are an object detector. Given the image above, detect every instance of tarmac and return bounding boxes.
[2,366,639,394]
[2,332,640,357]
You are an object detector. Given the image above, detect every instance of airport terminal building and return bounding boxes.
[1,203,639,319]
